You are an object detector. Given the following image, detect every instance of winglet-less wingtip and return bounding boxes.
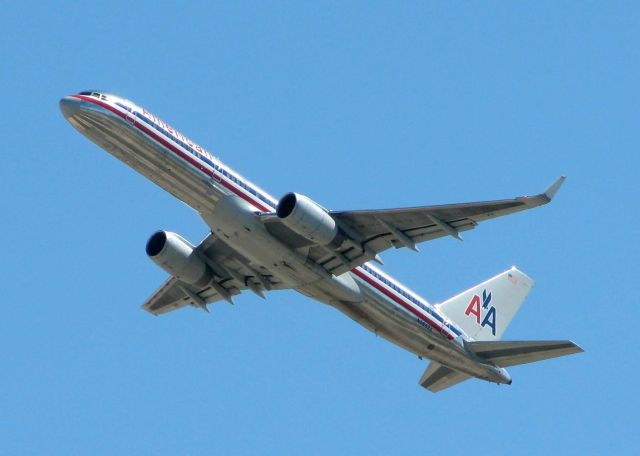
[544,176,566,201]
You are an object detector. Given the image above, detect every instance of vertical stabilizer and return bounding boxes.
[436,268,534,341]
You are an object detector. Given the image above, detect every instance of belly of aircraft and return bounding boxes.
[66,100,509,382]
[337,282,448,355]
[333,280,497,379]
[67,108,227,211]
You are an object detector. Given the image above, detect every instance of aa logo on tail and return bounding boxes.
[464,289,497,336]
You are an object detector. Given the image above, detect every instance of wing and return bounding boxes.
[143,232,288,316]
[263,177,565,276]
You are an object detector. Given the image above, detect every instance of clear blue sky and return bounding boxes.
[2,2,638,454]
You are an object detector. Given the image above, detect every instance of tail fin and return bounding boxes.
[436,267,533,341]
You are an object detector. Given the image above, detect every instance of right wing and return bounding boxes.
[143,232,288,316]
[263,177,565,277]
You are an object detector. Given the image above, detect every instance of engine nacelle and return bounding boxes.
[276,192,339,245]
[146,231,212,286]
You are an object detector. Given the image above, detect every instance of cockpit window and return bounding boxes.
[78,91,106,99]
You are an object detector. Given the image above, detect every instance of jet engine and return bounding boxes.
[146,231,212,286]
[276,192,339,245]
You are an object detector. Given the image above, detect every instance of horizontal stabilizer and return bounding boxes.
[418,361,470,393]
[467,340,583,367]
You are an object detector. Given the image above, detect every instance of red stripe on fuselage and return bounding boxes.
[72,95,272,212]
[351,268,454,340]
[73,94,454,341]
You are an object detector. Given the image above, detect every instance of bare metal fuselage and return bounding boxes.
[61,94,511,384]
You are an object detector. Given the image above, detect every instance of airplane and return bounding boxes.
[60,90,582,392]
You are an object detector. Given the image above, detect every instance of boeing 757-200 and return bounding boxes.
[60,91,582,392]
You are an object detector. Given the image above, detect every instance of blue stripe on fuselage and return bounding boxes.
[83,94,464,341]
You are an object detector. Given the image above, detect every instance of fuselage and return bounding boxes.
[60,91,511,384]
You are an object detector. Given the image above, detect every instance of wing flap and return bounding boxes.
[333,187,555,246]
[143,276,234,315]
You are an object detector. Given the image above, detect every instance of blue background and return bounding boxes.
[2,2,637,454]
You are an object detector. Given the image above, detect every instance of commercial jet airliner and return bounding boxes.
[60,91,582,392]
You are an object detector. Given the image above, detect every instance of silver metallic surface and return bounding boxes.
[60,92,581,392]
[146,231,211,286]
[276,192,339,245]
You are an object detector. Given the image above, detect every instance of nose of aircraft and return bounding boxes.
[59,96,81,119]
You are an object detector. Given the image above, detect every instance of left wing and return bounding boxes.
[143,232,288,315]
[264,177,565,276]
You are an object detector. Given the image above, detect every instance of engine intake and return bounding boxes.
[276,192,338,245]
[146,231,212,286]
